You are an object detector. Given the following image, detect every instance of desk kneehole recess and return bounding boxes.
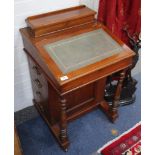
[20,5,135,151]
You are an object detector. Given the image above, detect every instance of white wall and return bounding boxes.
[14,0,80,112]
[79,0,99,13]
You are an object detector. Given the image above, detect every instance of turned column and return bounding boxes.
[110,69,126,122]
[59,95,69,150]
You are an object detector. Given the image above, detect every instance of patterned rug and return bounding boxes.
[98,122,141,155]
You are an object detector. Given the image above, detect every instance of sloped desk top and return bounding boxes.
[20,5,135,92]
[44,29,124,74]
[34,25,134,90]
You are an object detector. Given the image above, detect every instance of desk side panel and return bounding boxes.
[20,28,61,94]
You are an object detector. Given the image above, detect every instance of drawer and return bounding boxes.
[28,57,42,78]
[28,56,48,105]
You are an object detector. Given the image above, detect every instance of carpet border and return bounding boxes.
[97,122,141,153]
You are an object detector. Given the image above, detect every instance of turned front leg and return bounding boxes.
[110,70,126,122]
[59,96,69,151]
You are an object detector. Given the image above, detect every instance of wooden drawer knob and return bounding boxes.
[32,66,41,75]
[34,79,42,88]
[36,91,41,97]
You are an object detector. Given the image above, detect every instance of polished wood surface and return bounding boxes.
[14,128,23,155]
[21,23,134,94]
[20,5,135,151]
[26,5,96,37]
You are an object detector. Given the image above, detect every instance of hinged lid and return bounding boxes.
[26,5,96,37]
[43,29,124,74]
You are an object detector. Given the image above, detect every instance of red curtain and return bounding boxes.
[97,0,141,46]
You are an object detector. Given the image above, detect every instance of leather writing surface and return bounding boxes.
[44,29,123,74]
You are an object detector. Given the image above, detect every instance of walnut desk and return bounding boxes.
[20,5,135,151]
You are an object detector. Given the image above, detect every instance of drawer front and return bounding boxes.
[28,57,42,81]
[28,56,49,114]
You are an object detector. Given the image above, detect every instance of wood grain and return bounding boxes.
[26,5,96,37]
[14,127,23,155]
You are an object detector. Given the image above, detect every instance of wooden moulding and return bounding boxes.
[26,5,96,37]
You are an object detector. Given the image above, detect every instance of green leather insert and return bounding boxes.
[44,29,123,74]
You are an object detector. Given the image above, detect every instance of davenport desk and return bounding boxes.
[20,5,135,151]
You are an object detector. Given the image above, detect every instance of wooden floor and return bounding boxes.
[14,128,23,155]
